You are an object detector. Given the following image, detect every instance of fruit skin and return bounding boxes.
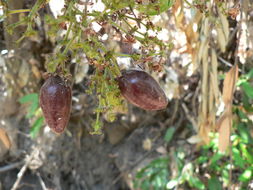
[40,75,72,133]
[117,70,168,110]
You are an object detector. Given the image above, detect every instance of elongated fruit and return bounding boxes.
[40,75,72,133]
[117,70,168,110]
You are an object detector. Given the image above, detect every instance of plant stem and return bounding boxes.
[8,9,31,15]
[28,0,44,19]
[184,0,194,8]
[125,15,146,27]
[108,19,128,34]
[64,22,73,41]
[122,17,145,36]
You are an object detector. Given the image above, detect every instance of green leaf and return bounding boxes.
[239,167,253,182]
[134,157,169,189]
[208,176,222,190]
[197,156,208,164]
[241,82,253,99]
[188,176,205,190]
[102,0,135,11]
[238,124,252,144]
[19,93,39,118]
[240,144,253,164]
[19,93,38,104]
[237,109,248,120]
[166,179,178,189]
[221,167,229,184]
[137,0,173,16]
[232,147,245,168]
[164,127,175,143]
[246,69,253,79]
[210,152,224,168]
[30,117,44,138]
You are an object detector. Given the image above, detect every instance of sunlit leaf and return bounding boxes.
[30,117,44,138]
[19,93,39,118]
[221,167,229,184]
[239,144,253,164]
[166,179,178,189]
[19,93,38,104]
[239,167,253,182]
[232,147,245,168]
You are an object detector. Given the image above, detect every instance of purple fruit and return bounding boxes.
[117,70,168,110]
[40,75,72,133]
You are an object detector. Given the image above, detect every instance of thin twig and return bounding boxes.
[192,83,200,119]
[218,57,234,67]
[0,161,23,173]
[11,150,37,190]
[182,102,198,131]
[36,172,48,190]
[163,99,179,127]
[218,56,242,72]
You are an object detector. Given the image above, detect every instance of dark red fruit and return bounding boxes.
[117,70,168,110]
[40,75,72,133]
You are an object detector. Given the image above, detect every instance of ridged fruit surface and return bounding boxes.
[117,70,168,110]
[40,75,72,133]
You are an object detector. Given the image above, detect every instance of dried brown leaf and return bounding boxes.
[199,121,212,144]
[217,65,238,152]
[217,108,232,152]
[0,128,11,149]
[222,65,238,105]
[198,112,216,144]
[228,7,240,20]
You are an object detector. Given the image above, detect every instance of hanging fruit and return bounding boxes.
[40,75,72,133]
[117,70,168,110]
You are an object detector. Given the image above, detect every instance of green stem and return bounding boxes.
[108,18,146,45]
[28,0,44,19]
[64,21,73,41]
[7,19,26,30]
[184,0,194,8]
[111,56,122,77]
[122,17,146,36]
[63,37,75,55]
[8,9,31,15]
[94,111,101,133]
[124,15,146,27]
[108,19,129,34]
